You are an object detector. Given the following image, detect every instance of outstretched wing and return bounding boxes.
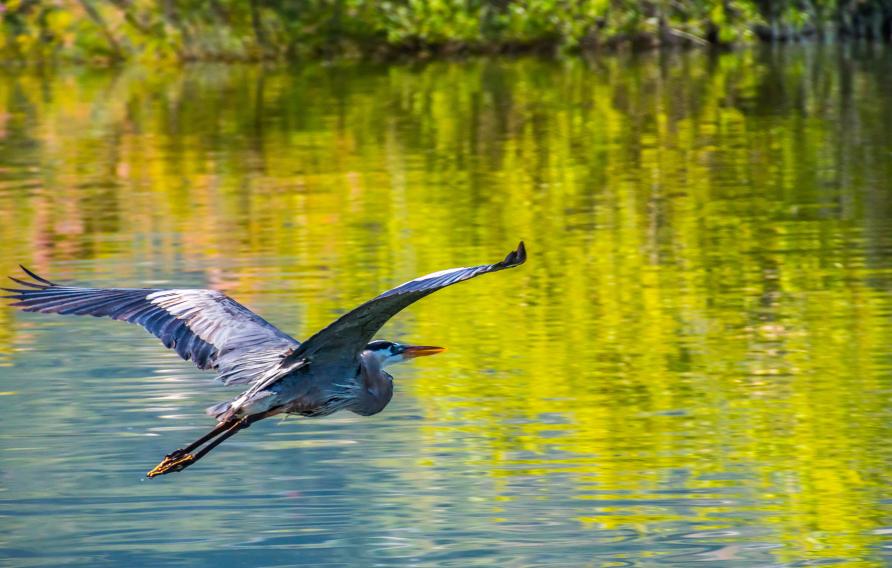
[3,267,299,386]
[286,242,526,375]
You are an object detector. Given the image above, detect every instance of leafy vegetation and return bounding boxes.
[3,0,892,63]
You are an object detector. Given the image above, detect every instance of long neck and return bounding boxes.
[350,351,394,416]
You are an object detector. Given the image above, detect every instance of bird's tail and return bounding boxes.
[205,400,233,421]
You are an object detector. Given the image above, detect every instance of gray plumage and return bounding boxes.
[285,242,527,378]
[3,270,299,387]
[3,242,527,476]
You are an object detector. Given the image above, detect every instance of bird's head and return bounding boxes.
[364,340,445,367]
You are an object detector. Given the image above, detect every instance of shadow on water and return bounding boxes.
[0,45,891,566]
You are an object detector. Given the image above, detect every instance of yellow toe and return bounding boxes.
[146,453,194,478]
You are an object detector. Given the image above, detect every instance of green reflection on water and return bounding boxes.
[0,45,891,566]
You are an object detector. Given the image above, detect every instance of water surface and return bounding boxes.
[1,46,891,566]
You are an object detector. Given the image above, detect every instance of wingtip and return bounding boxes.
[17,265,56,287]
[8,275,44,289]
[499,240,527,268]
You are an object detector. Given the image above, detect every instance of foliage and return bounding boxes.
[1,0,892,62]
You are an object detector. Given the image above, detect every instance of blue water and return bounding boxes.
[1,47,891,566]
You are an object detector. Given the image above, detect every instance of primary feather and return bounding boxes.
[282,242,526,377]
[2,269,299,386]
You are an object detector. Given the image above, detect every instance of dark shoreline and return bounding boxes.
[0,0,892,65]
[5,0,892,65]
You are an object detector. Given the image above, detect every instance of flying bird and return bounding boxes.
[3,242,526,477]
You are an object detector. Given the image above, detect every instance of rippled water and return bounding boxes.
[1,45,891,566]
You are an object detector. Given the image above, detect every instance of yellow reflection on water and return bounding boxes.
[0,47,890,564]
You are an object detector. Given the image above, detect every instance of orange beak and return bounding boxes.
[401,345,446,359]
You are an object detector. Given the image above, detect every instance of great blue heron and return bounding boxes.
[3,242,526,477]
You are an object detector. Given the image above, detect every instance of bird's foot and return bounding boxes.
[144,415,261,478]
[146,451,195,478]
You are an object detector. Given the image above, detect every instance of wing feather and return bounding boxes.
[4,269,299,386]
[285,242,526,375]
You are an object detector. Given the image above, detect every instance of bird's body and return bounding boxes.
[3,242,526,477]
[218,347,393,420]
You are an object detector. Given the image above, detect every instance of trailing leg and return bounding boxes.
[146,416,254,478]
